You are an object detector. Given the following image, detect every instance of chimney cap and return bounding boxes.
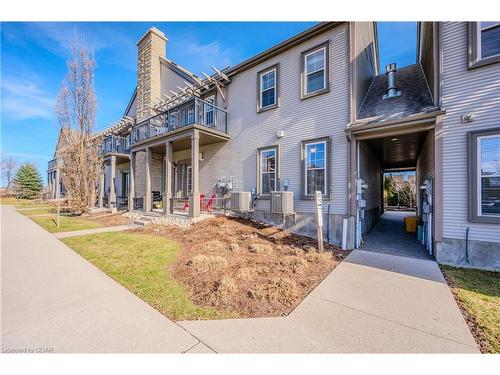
[137,27,168,46]
[385,63,397,73]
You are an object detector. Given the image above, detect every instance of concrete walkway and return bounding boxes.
[361,210,432,259]
[54,223,140,239]
[1,205,200,353]
[179,250,478,353]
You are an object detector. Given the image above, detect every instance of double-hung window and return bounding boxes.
[258,147,278,194]
[302,138,329,197]
[302,42,329,98]
[258,65,278,111]
[469,128,500,223]
[469,22,500,68]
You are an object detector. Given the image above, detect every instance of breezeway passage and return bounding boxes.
[1,205,478,353]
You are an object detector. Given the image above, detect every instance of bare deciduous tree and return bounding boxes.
[56,41,101,214]
[1,154,18,192]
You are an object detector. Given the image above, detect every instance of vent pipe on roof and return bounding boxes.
[383,63,401,99]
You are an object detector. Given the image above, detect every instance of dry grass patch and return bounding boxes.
[137,216,349,318]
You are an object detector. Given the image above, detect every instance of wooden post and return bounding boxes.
[129,152,135,211]
[314,191,324,252]
[189,129,200,218]
[110,155,117,213]
[145,148,152,212]
[163,141,173,215]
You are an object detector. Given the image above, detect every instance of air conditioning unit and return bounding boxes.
[231,192,251,211]
[270,191,294,214]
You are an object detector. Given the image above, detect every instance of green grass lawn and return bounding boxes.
[62,232,228,320]
[442,266,500,353]
[1,196,42,206]
[18,207,55,216]
[30,215,103,233]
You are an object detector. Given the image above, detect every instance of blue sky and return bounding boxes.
[1,22,416,184]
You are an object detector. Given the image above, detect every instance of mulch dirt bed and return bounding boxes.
[138,216,350,318]
[89,213,132,227]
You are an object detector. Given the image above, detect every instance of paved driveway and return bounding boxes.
[1,205,199,353]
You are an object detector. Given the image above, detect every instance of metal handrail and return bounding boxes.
[132,97,228,144]
[101,135,130,154]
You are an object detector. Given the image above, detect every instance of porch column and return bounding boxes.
[128,152,135,211]
[145,147,152,212]
[98,162,105,209]
[110,155,117,213]
[189,129,200,218]
[163,141,173,215]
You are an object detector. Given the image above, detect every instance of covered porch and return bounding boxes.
[128,126,230,219]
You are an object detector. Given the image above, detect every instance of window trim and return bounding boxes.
[468,127,500,224]
[301,136,331,199]
[257,145,280,197]
[301,41,330,99]
[257,64,279,113]
[468,22,500,69]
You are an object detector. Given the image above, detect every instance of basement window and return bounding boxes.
[468,22,500,69]
[469,128,500,223]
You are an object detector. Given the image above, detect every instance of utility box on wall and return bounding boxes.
[231,192,251,211]
[270,191,294,214]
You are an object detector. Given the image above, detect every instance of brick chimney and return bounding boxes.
[136,27,167,122]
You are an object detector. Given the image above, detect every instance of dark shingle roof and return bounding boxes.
[356,64,438,123]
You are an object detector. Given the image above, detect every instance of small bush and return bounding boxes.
[249,278,299,307]
[229,243,240,253]
[207,276,237,306]
[249,242,273,255]
[188,255,228,272]
[280,256,308,274]
[206,240,227,252]
[305,252,332,264]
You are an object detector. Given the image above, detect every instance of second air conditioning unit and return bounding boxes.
[231,191,251,211]
[270,191,294,214]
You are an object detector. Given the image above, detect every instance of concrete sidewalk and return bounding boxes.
[54,223,140,239]
[1,205,199,353]
[179,250,479,353]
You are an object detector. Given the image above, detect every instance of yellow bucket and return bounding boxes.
[404,216,418,233]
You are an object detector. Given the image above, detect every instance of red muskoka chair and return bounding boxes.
[202,194,217,213]
[182,194,205,211]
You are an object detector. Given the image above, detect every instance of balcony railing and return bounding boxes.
[101,135,130,155]
[132,97,228,144]
[48,159,57,170]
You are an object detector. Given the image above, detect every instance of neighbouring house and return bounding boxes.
[48,22,500,270]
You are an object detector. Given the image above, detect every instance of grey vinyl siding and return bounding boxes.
[160,63,194,95]
[197,23,350,215]
[416,130,434,217]
[441,22,500,243]
[419,22,435,103]
[354,22,378,117]
[359,141,381,211]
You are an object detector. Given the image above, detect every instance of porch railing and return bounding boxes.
[101,135,130,155]
[132,97,228,144]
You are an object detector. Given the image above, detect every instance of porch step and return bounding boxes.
[133,216,156,226]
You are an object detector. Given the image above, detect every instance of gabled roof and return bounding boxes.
[160,57,201,84]
[355,64,439,125]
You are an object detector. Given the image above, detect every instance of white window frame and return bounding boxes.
[259,68,277,110]
[304,140,327,196]
[259,147,278,195]
[476,134,500,217]
[304,46,326,95]
[469,22,500,69]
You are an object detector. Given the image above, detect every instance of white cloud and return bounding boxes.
[1,75,55,121]
[170,36,238,75]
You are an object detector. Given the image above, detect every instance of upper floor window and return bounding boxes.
[301,42,329,98]
[468,22,500,69]
[302,137,330,198]
[257,65,278,112]
[468,128,500,223]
